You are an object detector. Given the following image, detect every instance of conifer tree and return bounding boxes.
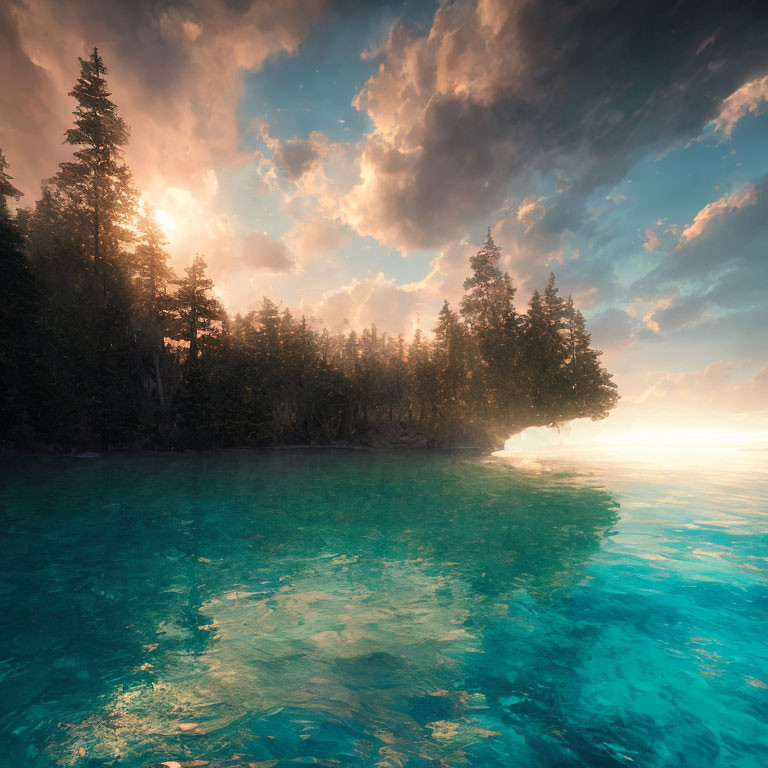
[563,297,619,419]
[434,300,468,409]
[459,230,522,417]
[45,48,140,447]
[54,48,136,283]
[173,254,223,361]
[460,229,515,331]
[522,288,549,419]
[0,150,36,440]
[408,329,437,425]
[0,150,22,201]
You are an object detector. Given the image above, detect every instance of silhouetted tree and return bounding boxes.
[0,150,37,443]
[172,254,222,361]
[0,47,619,451]
[54,48,136,284]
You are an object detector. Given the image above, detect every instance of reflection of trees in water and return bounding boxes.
[0,451,619,766]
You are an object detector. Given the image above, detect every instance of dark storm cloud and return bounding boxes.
[349,0,768,250]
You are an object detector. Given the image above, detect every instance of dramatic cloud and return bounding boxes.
[345,0,768,251]
[0,0,326,204]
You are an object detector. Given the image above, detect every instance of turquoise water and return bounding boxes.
[0,449,766,767]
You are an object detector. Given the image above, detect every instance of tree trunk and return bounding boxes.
[153,349,166,415]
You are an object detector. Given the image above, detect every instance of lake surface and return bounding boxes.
[0,449,766,767]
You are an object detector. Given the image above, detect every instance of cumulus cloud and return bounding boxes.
[241,231,295,272]
[0,0,326,214]
[312,273,430,335]
[343,0,768,251]
[677,185,757,247]
[284,217,353,265]
[713,74,768,137]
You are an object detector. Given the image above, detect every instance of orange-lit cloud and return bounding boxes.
[678,185,757,247]
[312,273,429,336]
[0,0,327,269]
[342,0,767,253]
[284,217,354,266]
[713,74,768,137]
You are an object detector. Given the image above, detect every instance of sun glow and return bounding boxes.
[495,417,768,472]
[154,208,177,239]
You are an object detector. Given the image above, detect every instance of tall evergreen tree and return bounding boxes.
[0,150,37,442]
[39,48,141,447]
[54,48,136,283]
[173,254,223,361]
[434,301,467,409]
[459,230,522,419]
[562,297,619,420]
[460,229,515,331]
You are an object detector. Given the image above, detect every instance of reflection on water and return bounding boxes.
[0,449,766,767]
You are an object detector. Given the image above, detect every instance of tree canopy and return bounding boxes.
[0,51,618,451]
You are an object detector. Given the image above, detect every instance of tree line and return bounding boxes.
[0,49,618,451]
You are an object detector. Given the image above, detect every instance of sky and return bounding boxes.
[2,0,768,429]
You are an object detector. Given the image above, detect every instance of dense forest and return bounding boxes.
[0,49,618,452]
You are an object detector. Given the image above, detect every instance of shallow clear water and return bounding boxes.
[0,449,766,768]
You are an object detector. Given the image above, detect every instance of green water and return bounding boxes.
[0,449,766,767]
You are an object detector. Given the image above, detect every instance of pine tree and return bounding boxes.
[0,150,37,441]
[173,254,223,361]
[408,328,437,425]
[434,301,468,409]
[41,48,141,447]
[0,150,22,201]
[563,297,619,420]
[522,289,550,420]
[460,228,515,331]
[54,48,136,285]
